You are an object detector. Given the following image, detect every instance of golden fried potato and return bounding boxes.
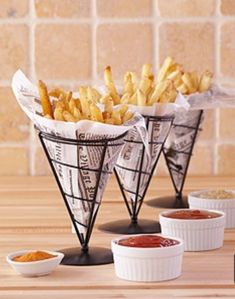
[38,80,53,118]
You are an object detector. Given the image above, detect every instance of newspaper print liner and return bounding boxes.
[163,109,204,193]
[114,95,189,209]
[11,70,148,237]
[163,84,235,195]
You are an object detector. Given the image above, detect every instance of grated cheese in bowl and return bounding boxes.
[198,190,235,200]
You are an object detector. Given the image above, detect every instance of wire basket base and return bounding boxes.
[98,219,161,235]
[60,247,113,266]
[146,195,189,209]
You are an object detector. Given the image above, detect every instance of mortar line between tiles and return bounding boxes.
[0,80,11,86]
[214,0,221,175]
[1,12,235,24]
[1,15,235,25]
[0,142,29,148]
[152,0,159,73]
[91,0,97,84]
[28,0,36,176]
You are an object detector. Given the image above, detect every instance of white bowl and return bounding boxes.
[111,234,184,282]
[159,209,225,252]
[6,250,64,277]
[189,190,235,228]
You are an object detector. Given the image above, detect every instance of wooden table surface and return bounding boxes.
[1,175,235,298]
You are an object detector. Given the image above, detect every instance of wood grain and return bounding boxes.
[0,176,235,298]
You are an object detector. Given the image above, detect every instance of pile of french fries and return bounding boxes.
[103,63,176,106]
[38,81,133,125]
[38,56,213,122]
[157,57,213,95]
[102,57,213,106]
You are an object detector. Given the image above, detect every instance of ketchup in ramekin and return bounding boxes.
[112,234,184,282]
[118,235,179,248]
[164,209,221,220]
[160,209,225,251]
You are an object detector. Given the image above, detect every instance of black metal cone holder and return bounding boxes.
[146,110,203,209]
[98,115,174,234]
[38,130,126,266]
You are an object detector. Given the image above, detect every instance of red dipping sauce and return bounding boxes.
[165,209,220,220]
[118,235,179,248]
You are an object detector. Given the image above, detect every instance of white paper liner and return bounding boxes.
[162,84,235,192]
[11,70,148,236]
[111,234,184,282]
[159,209,226,251]
[114,95,189,203]
[189,190,235,229]
[163,109,203,190]
[185,84,235,110]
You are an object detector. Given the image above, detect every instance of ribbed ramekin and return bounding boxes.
[111,234,184,282]
[159,209,225,252]
[189,190,235,229]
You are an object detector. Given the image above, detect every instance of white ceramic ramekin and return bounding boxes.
[111,234,184,282]
[188,190,235,228]
[159,209,225,252]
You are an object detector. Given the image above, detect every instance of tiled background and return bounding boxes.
[0,0,235,176]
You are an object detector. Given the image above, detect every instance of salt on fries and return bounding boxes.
[102,58,213,106]
[38,83,133,125]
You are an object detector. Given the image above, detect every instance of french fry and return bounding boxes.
[198,70,213,92]
[167,63,183,74]
[104,118,115,125]
[190,71,199,92]
[148,80,171,104]
[54,107,64,121]
[65,91,72,102]
[123,72,136,95]
[120,93,131,104]
[167,69,182,83]
[141,64,153,79]
[68,99,81,121]
[182,72,196,94]
[147,87,155,103]
[139,75,153,96]
[174,78,184,88]
[38,80,53,118]
[137,89,146,106]
[69,98,77,113]
[90,104,104,122]
[49,88,66,99]
[73,107,81,121]
[44,114,53,119]
[157,57,174,83]
[159,81,177,103]
[55,99,66,110]
[117,104,128,117]
[111,110,122,125]
[63,111,76,122]
[139,64,154,96]
[177,83,188,94]
[103,96,114,114]
[73,98,82,110]
[87,87,101,103]
[91,87,101,102]
[129,91,137,105]
[122,111,134,123]
[104,66,120,104]
[78,86,87,100]
[63,91,72,111]
[79,86,90,118]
